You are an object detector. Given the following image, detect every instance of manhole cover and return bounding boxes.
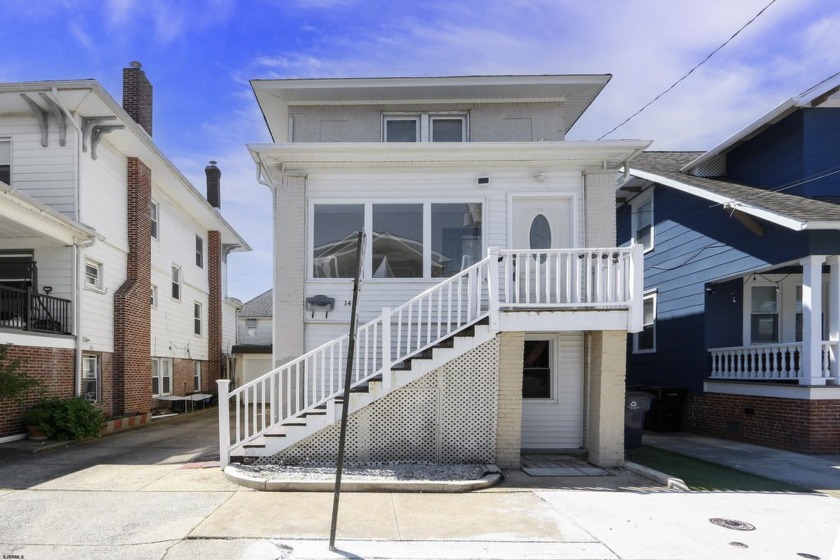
[709,518,755,531]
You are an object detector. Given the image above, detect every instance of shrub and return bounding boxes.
[0,344,42,403]
[22,398,104,440]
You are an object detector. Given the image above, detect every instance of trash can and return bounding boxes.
[643,387,687,432]
[624,391,654,449]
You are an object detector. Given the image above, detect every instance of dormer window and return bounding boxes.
[383,113,467,142]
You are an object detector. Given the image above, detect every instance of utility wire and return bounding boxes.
[598,0,778,140]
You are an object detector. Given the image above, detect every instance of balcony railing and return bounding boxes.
[709,342,838,382]
[0,285,71,334]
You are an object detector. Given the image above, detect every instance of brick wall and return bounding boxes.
[586,331,627,467]
[112,157,152,416]
[0,345,75,437]
[496,331,524,468]
[122,63,153,136]
[684,392,840,454]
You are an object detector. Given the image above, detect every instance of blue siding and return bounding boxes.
[802,108,840,198]
[727,112,804,192]
[620,186,812,393]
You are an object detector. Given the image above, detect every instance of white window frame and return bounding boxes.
[382,112,468,142]
[150,200,159,240]
[81,354,99,402]
[246,318,258,337]
[634,291,657,353]
[150,285,158,308]
[522,334,558,403]
[152,357,173,397]
[309,199,485,281]
[195,234,204,268]
[171,265,181,301]
[631,190,654,253]
[194,301,202,335]
[0,138,10,185]
[194,362,201,392]
[84,259,105,292]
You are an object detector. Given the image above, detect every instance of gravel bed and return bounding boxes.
[233,460,493,482]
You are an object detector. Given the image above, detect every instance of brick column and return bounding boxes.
[586,330,627,467]
[496,331,524,468]
[113,157,152,416]
[208,230,222,386]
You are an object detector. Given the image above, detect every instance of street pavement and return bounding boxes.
[0,408,838,560]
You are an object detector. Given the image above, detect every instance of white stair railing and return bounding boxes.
[219,257,492,466]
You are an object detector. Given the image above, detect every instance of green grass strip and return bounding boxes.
[627,445,810,493]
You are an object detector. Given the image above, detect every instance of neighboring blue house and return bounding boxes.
[617,73,840,454]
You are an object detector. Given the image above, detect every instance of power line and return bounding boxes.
[598,0,778,140]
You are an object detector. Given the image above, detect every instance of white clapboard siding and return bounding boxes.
[80,241,126,353]
[521,332,585,450]
[79,140,129,251]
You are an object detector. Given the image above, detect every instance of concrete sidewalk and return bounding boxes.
[643,432,840,496]
[1,411,839,559]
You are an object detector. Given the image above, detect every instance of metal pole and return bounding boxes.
[329,230,365,551]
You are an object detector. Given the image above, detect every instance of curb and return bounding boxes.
[624,461,690,491]
[224,464,503,493]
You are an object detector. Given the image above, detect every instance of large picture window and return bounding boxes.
[311,202,483,280]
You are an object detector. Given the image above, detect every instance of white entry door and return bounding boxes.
[520,332,584,450]
[511,197,574,303]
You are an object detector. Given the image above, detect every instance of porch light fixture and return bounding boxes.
[42,286,52,294]
[306,295,335,318]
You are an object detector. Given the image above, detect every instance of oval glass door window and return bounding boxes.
[530,214,551,262]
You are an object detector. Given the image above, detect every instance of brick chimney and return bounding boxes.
[205,160,221,209]
[122,61,153,136]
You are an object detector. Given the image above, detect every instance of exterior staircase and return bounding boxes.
[218,246,642,467]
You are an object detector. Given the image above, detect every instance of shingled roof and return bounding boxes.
[628,151,840,231]
[240,289,272,318]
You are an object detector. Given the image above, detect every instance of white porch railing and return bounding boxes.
[218,246,640,466]
[709,341,838,382]
[496,248,635,308]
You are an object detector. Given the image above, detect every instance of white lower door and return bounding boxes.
[520,332,584,450]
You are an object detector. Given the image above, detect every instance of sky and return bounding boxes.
[1,0,839,302]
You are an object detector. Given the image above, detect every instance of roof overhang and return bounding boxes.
[0,182,99,245]
[629,168,840,232]
[251,74,612,142]
[250,140,651,183]
[682,72,840,172]
[0,81,250,252]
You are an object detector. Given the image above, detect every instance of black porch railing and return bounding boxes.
[0,285,71,334]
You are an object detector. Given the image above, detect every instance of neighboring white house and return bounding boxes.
[227,75,648,469]
[0,63,250,439]
[232,289,273,389]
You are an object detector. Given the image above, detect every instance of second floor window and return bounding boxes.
[631,194,654,252]
[194,302,202,335]
[246,318,257,337]
[150,201,159,240]
[150,285,158,308]
[85,260,103,290]
[383,113,467,142]
[0,139,10,185]
[195,235,204,268]
[171,265,181,300]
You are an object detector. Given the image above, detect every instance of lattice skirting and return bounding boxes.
[258,336,500,464]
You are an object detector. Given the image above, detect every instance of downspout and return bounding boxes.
[49,87,89,398]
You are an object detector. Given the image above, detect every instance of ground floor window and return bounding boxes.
[634,291,657,353]
[522,338,552,399]
[81,354,99,402]
[194,362,201,392]
[152,357,172,397]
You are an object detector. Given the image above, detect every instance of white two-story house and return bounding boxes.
[0,63,249,440]
[222,75,648,470]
